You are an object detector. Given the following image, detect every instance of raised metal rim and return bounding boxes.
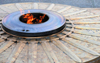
[2,9,66,37]
[2,23,66,38]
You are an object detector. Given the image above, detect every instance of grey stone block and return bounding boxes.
[0,0,99,8]
[93,0,100,7]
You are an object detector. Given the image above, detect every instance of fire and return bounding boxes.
[20,9,24,15]
[20,10,46,24]
[23,13,36,24]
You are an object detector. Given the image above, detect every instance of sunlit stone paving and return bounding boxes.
[0,2,100,63]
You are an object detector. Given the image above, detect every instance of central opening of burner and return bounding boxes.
[19,13,49,24]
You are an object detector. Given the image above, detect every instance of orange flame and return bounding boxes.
[21,10,46,24]
[39,14,46,23]
[28,10,30,13]
[20,9,24,15]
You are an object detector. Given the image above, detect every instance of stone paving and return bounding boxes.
[0,0,99,8]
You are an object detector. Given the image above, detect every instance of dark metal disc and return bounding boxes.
[2,9,66,37]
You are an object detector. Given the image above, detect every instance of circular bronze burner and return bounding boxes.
[19,13,49,24]
[1,9,66,38]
